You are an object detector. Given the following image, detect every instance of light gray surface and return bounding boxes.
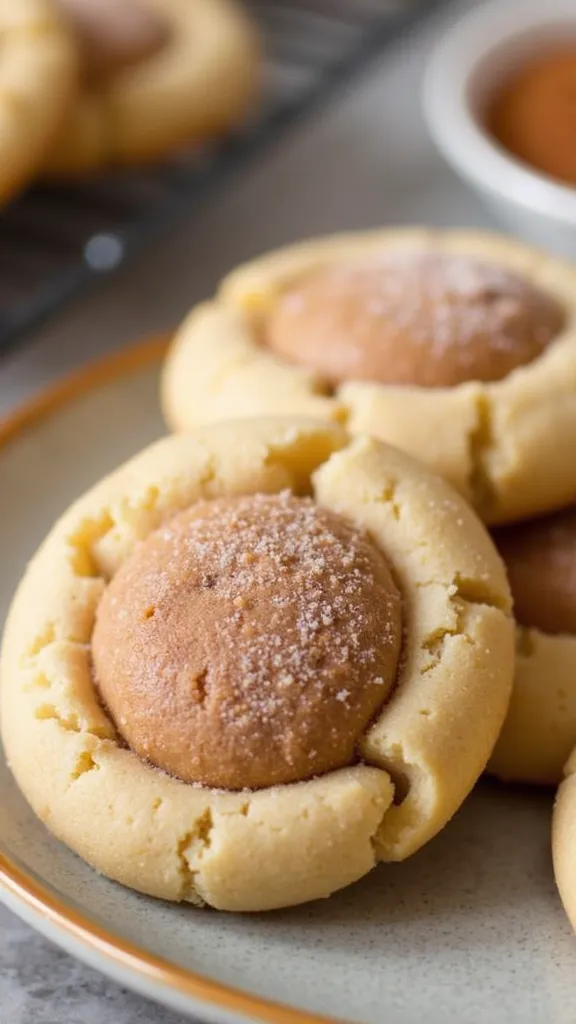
[0,906,189,1024]
[0,1,513,1022]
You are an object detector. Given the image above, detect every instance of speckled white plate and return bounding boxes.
[1,342,576,1024]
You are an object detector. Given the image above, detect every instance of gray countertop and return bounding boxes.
[0,2,488,1021]
[0,905,191,1024]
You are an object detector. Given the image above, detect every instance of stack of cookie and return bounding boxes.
[3,225,576,919]
[0,0,258,203]
[160,228,576,917]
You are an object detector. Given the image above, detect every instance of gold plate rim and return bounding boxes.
[0,336,339,1024]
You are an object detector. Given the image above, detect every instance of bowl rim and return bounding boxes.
[423,0,576,227]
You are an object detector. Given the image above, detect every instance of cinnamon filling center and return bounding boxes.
[92,492,403,790]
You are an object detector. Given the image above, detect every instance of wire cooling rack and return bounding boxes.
[0,0,448,353]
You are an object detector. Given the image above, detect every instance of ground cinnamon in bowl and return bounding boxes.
[487,47,576,188]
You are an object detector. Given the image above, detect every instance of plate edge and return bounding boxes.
[0,335,343,1024]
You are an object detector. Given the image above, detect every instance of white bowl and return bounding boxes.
[424,0,576,257]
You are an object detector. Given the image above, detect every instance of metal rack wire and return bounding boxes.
[0,0,446,353]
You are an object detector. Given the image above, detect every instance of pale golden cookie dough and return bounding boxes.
[489,630,576,786]
[45,0,259,175]
[489,508,576,786]
[553,748,576,932]
[1,419,514,911]
[0,0,77,201]
[162,229,576,525]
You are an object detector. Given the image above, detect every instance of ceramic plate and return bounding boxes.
[1,342,575,1024]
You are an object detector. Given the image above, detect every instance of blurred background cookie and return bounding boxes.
[46,0,260,175]
[0,0,77,202]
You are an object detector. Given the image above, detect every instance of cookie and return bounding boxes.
[0,419,513,912]
[162,229,576,525]
[0,0,77,201]
[553,746,576,931]
[46,0,259,175]
[488,507,576,785]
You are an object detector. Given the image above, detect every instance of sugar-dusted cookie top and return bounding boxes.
[266,253,563,388]
[94,492,402,790]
